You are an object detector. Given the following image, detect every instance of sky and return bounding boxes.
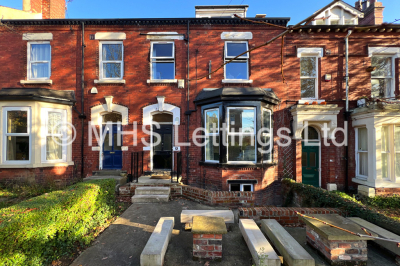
[1,0,399,24]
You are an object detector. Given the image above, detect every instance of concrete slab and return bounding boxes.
[135,187,171,195]
[300,214,377,241]
[192,216,227,235]
[239,219,281,266]
[358,185,376,197]
[181,210,234,224]
[131,195,169,203]
[138,175,172,184]
[140,217,174,266]
[349,217,400,256]
[261,219,315,266]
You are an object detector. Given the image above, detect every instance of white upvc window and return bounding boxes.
[41,108,67,162]
[356,127,368,178]
[204,108,219,163]
[227,107,256,164]
[224,41,249,80]
[262,109,273,163]
[28,42,51,80]
[150,41,175,80]
[381,125,400,182]
[229,183,253,192]
[2,107,31,164]
[99,41,124,80]
[371,56,395,98]
[300,56,318,99]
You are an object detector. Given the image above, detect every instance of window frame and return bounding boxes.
[27,41,51,80]
[99,41,124,80]
[41,108,68,163]
[226,106,257,164]
[262,108,273,163]
[229,183,254,192]
[356,127,368,179]
[300,55,318,100]
[395,126,400,181]
[224,41,249,81]
[150,41,175,80]
[2,107,31,165]
[370,55,395,99]
[204,108,220,163]
[380,125,400,182]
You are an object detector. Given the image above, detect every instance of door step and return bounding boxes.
[131,186,171,203]
[131,194,169,203]
[135,187,170,195]
[93,170,127,176]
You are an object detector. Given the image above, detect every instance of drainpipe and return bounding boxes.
[344,29,352,192]
[80,22,87,179]
[186,20,190,185]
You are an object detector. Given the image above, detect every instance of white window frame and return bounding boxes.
[262,109,273,163]
[27,41,51,80]
[41,108,68,163]
[204,108,220,163]
[380,125,400,182]
[150,41,175,80]
[300,55,318,99]
[229,183,254,192]
[356,127,368,179]
[396,126,400,181]
[2,107,31,164]
[224,41,249,81]
[370,55,395,98]
[99,41,124,80]
[227,107,256,164]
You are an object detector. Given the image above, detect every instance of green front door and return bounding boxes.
[302,142,320,187]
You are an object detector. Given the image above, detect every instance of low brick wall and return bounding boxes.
[238,207,343,226]
[375,187,400,196]
[181,185,255,207]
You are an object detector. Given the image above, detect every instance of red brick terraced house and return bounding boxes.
[0,0,399,204]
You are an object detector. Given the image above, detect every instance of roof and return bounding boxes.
[313,0,364,17]
[2,17,290,26]
[194,87,280,105]
[195,5,249,9]
[0,88,76,105]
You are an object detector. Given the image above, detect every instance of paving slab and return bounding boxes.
[192,216,227,235]
[135,187,170,195]
[181,210,235,223]
[131,194,169,203]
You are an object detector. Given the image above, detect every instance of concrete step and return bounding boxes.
[132,194,169,203]
[181,210,235,224]
[135,187,171,195]
[261,219,315,266]
[93,170,127,176]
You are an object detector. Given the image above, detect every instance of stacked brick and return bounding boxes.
[192,234,223,261]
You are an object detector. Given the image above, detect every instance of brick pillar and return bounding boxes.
[193,234,223,261]
[295,139,302,183]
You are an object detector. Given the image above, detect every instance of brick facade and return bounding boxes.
[0,2,399,198]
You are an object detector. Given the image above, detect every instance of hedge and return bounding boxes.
[0,179,116,266]
[282,178,400,235]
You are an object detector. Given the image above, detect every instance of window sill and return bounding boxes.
[199,161,276,168]
[352,177,400,188]
[0,161,74,168]
[222,79,253,84]
[299,99,326,104]
[20,79,52,85]
[94,79,126,84]
[147,79,178,84]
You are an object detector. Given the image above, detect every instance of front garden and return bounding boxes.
[0,179,130,266]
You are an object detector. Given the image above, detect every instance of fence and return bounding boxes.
[128,151,144,183]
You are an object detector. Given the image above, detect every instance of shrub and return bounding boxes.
[282,178,400,235]
[0,179,116,266]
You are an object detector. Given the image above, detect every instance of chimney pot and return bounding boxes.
[255,14,266,18]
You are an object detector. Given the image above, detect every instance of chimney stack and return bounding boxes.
[21,0,66,19]
[355,0,384,25]
[22,0,31,12]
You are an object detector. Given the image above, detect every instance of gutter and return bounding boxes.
[344,29,353,192]
[186,21,190,185]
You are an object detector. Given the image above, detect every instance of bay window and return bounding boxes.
[3,107,31,163]
[300,56,318,99]
[100,41,124,79]
[150,42,175,80]
[380,125,400,181]
[262,109,272,162]
[356,127,368,178]
[224,41,249,80]
[227,107,256,163]
[28,42,51,80]
[371,56,394,98]
[42,108,67,162]
[205,109,219,162]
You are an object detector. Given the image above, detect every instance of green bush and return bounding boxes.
[282,178,400,235]
[0,179,116,266]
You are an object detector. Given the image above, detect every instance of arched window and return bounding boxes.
[302,126,319,140]
[102,112,122,123]
[152,113,173,123]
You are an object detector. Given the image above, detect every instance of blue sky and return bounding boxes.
[2,0,399,24]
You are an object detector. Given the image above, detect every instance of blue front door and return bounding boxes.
[103,124,122,169]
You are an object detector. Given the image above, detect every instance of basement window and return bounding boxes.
[150,42,175,80]
[229,183,254,192]
[224,41,249,80]
[99,41,124,79]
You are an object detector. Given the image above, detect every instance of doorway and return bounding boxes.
[152,113,173,170]
[301,126,320,187]
[102,112,123,170]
